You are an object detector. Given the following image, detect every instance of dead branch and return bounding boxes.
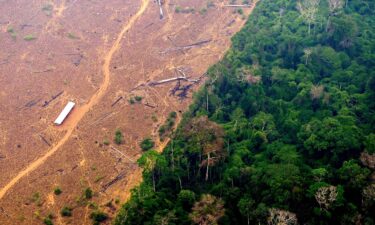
[111,96,123,107]
[33,67,55,73]
[144,22,154,29]
[144,102,157,108]
[42,91,64,107]
[38,134,51,146]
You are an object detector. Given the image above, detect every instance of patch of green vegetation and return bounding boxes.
[140,138,155,151]
[95,175,105,183]
[90,210,108,224]
[175,6,195,14]
[134,95,143,102]
[158,111,178,140]
[206,1,215,8]
[34,210,41,219]
[24,34,37,41]
[31,192,43,206]
[7,26,17,40]
[60,206,72,217]
[151,114,158,122]
[67,32,79,39]
[237,8,244,15]
[84,187,93,199]
[43,214,54,225]
[199,7,208,15]
[42,3,53,16]
[128,97,135,104]
[53,187,62,195]
[114,129,123,145]
[43,218,53,225]
[103,139,110,146]
[88,201,99,210]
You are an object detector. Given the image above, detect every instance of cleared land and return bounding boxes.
[0,0,255,223]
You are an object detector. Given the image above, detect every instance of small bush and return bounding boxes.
[43,218,53,225]
[158,125,166,136]
[60,207,72,217]
[199,8,207,15]
[134,96,143,102]
[103,139,110,145]
[24,34,37,41]
[54,187,62,195]
[207,1,215,8]
[7,26,14,33]
[175,6,182,13]
[169,111,177,119]
[140,138,155,151]
[67,32,79,39]
[95,175,105,183]
[90,210,108,224]
[128,97,135,104]
[114,129,123,145]
[237,8,244,15]
[84,188,93,199]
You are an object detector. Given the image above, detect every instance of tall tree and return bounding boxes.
[297,0,320,35]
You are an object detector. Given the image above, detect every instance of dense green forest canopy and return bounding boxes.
[114,0,375,224]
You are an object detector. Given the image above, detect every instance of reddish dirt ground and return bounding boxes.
[0,0,256,224]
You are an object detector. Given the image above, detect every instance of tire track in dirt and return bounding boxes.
[0,0,149,200]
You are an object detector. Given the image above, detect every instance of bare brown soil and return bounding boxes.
[0,0,256,224]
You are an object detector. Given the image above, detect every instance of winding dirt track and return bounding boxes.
[0,0,149,200]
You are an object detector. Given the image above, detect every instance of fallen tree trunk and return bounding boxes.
[223,4,252,7]
[148,76,188,86]
[111,96,123,107]
[110,146,135,163]
[161,39,212,54]
[101,171,127,192]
